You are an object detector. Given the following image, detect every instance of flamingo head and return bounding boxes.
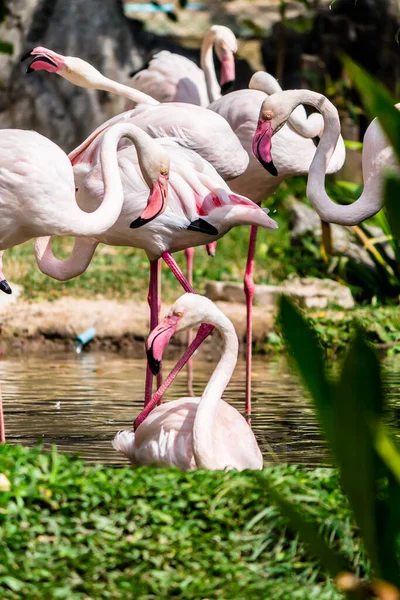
[211,26,237,90]
[146,293,213,375]
[21,47,105,89]
[130,150,170,229]
[252,92,289,176]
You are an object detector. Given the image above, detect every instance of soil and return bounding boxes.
[0,296,275,358]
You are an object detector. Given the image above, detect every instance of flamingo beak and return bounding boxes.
[130,175,169,229]
[146,314,181,375]
[0,279,12,294]
[206,241,217,257]
[21,47,65,74]
[220,52,235,87]
[252,119,278,176]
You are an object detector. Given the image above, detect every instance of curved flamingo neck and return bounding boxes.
[192,309,238,469]
[34,236,98,280]
[201,29,220,104]
[90,74,159,106]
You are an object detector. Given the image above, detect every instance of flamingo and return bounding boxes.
[253,89,397,224]
[208,73,346,415]
[130,25,237,107]
[0,123,172,262]
[21,47,248,188]
[112,293,263,471]
[34,138,278,404]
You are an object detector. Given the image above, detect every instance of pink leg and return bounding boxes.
[0,384,5,444]
[144,260,160,407]
[134,322,213,430]
[244,226,258,419]
[156,260,163,394]
[161,251,195,293]
[185,248,195,397]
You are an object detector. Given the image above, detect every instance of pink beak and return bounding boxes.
[220,53,235,87]
[21,46,65,73]
[252,120,278,176]
[146,314,181,375]
[130,176,169,229]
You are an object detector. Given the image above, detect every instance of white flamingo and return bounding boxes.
[130,25,237,106]
[113,293,263,471]
[253,89,397,224]
[34,138,278,404]
[208,73,346,414]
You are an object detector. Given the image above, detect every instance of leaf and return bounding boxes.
[374,424,400,485]
[257,475,350,582]
[0,40,13,55]
[343,140,363,151]
[332,330,385,578]
[342,56,400,162]
[279,297,333,441]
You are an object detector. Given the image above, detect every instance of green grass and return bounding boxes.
[0,444,367,599]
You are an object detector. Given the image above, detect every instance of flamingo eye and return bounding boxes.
[160,168,168,176]
[174,311,183,317]
[264,112,272,120]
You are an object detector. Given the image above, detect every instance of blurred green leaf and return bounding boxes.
[280,297,333,440]
[374,424,400,485]
[333,330,382,575]
[343,140,363,151]
[0,40,13,55]
[342,56,400,162]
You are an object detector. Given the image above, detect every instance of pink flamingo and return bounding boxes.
[22,47,248,189]
[34,137,278,404]
[209,72,346,416]
[113,293,263,470]
[130,25,237,107]
[253,89,396,224]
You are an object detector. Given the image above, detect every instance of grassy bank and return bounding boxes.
[0,445,366,599]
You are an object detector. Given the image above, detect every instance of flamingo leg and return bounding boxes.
[0,383,5,444]
[244,225,258,419]
[161,251,195,293]
[184,247,195,397]
[144,259,160,407]
[134,322,214,430]
[156,260,163,395]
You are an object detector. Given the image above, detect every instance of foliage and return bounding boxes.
[0,444,364,599]
[278,297,400,594]
[264,305,400,356]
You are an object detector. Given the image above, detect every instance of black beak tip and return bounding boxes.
[20,49,34,63]
[130,216,149,229]
[221,80,234,95]
[146,347,160,376]
[26,65,34,74]
[0,280,12,295]
[259,157,278,177]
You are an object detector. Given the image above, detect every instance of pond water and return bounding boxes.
[2,353,400,467]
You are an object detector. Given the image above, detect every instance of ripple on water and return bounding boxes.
[2,354,399,467]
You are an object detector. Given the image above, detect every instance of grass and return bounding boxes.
[0,444,367,599]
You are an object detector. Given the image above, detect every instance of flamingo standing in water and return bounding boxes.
[253,89,397,224]
[208,72,346,414]
[34,138,278,404]
[130,25,237,106]
[113,293,263,471]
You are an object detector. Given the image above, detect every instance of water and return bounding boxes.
[1,354,400,467]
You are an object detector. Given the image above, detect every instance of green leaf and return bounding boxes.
[256,475,351,584]
[343,140,363,151]
[342,56,400,162]
[333,330,383,576]
[374,424,400,484]
[0,40,13,55]
[279,297,333,440]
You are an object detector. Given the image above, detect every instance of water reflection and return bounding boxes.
[1,353,399,467]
